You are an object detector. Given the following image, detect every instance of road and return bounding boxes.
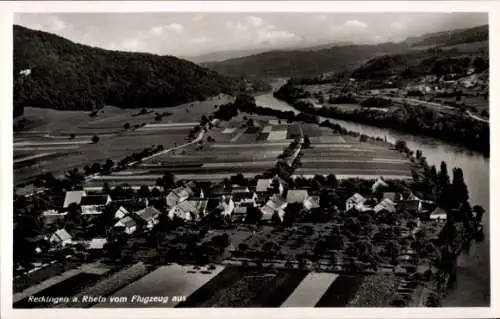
[466,110,489,123]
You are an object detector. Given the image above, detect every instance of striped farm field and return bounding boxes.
[173,267,395,308]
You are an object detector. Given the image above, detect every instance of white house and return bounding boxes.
[80,195,111,215]
[63,190,87,208]
[219,197,235,216]
[303,195,320,211]
[49,229,72,247]
[114,206,129,219]
[260,195,287,221]
[346,193,366,211]
[374,198,397,213]
[430,207,447,220]
[114,216,137,234]
[19,68,31,76]
[372,177,388,193]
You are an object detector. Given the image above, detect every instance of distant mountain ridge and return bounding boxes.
[203,24,488,79]
[13,25,269,114]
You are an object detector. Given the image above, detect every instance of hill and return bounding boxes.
[13,25,270,114]
[203,25,488,79]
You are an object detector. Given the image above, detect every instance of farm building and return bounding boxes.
[374,198,397,213]
[80,195,111,215]
[165,182,201,208]
[168,199,208,221]
[134,206,161,229]
[114,216,137,234]
[63,190,87,208]
[260,194,287,221]
[49,228,72,247]
[346,193,366,211]
[286,189,309,204]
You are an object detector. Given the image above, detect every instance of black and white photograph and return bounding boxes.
[2,1,498,317]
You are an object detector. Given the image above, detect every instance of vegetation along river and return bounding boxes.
[255,88,490,307]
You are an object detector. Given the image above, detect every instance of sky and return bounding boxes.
[14,12,488,57]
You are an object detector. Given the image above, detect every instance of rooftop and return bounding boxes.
[63,190,87,208]
[80,195,109,206]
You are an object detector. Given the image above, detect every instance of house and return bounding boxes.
[382,192,402,203]
[114,216,137,234]
[430,207,447,220]
[260,195,287,221]
[374,198,397,213]
[80,195,111,215]
[303,195,320,211]
[372,177,388,193]
[232,192,257,206]
[286,189,309,204]
[165,183,199,208]
[134,206,161,229]
[168,199,207,221]
[42,209,67,225]
[346,193,366,211]
[49,229,72,247]
[88,238,107,250]
[114,206,129,219]
[63,190,87,208]
[219,197,235,216]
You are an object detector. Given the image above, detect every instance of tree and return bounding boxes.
[438,161,450,186]
[69,133,76,139]
[452,167,469,202]
[124,122,131,130]
[92,135,100,144]
[245,205,263,224]
[303,135,311,148]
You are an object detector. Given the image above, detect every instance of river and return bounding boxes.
[255,88,490,307]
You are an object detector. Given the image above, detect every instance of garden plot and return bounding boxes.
[315,275,366,307]
[281,273,339,307]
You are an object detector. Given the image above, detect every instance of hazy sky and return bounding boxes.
[14,12,488,57]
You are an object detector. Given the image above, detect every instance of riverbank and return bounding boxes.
[273,83,489,157]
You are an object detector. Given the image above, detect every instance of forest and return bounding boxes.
[13,25,270,114]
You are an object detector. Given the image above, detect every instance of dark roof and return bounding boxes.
[401,200,420,211]
[80,195,109,206]
[232,192,255,201]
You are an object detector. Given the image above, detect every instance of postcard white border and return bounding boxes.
[1,1,499,318]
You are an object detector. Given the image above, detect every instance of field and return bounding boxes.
[85,119,413,187]
[297,124,414,179]
[167,266,410,307]
[13,99,232,186]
